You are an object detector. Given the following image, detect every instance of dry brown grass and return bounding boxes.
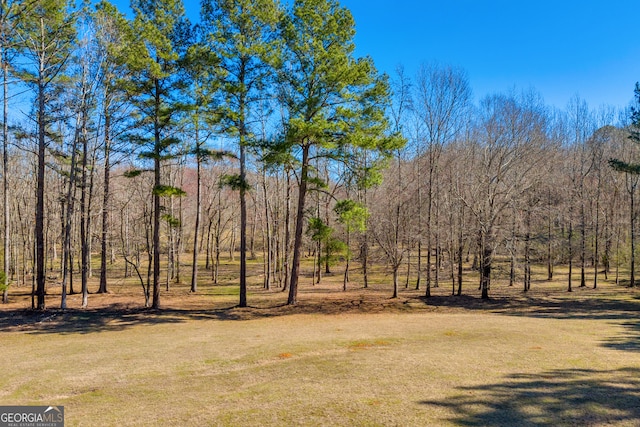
[1,256,640,425]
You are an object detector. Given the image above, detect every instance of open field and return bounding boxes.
[1,259,640,426]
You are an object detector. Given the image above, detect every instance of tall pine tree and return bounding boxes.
[124,0,190,309]
[276,0,402,305]
[201,0,282,307]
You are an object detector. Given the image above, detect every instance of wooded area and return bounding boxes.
[2,0,639,311]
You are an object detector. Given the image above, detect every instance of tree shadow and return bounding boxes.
[603,321,640,352]
[423,294,640,321]
[423,293,640,352]
[420,368,640,426]
[0,305,296,334]
[0,308,197,335]
[0,294,411,334]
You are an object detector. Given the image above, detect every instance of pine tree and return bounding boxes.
[276,0,402,305]
[201,0,282,307]
[182,41,215,294]
[609,83,640,287]
[124,0,190,309]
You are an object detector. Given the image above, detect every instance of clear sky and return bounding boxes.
[113,0,640,110]
[340,0,640,110]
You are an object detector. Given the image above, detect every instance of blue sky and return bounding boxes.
[113,0,640,110]
[340,0,640,110]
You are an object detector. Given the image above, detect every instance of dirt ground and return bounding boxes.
[2,258,639,333]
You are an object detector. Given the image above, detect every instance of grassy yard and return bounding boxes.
[1,260,640,426]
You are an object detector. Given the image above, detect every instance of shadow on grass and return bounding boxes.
[424,292,640,352]
[0,308,193,334]
[0,306,278,334]
[603,321,640,352]
[0,295,410,334]
[3,287,639,349]
[422,293,640,321]
[420,368,640,426]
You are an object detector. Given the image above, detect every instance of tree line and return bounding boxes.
[1,0,638,310]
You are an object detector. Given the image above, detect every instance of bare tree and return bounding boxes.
[413,63,471,297]
[16,0,76,310]
[610,102,640,287]
[566,96,597,288]
[0,0,30,302]
[93,0,135,295]
[370,154,412,298]
[460,91,549,299]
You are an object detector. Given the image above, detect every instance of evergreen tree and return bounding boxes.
[200,0,282,307]
[609,83,640,287]
[124,0,190,309]
[334,198,368,290]
[275,0,402,305]
[182,41,218,294]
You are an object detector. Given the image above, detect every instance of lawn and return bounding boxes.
[1,263,640,426]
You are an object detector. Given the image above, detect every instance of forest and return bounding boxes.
[2,0,639,312]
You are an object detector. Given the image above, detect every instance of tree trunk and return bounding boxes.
[2,52,8,303]
[457,232,463,296]
[152,82,161,310]
[456,203,464,296]
[425,152,436,297]
[80,106,90,309]
[315,208,322,284]
[404,248,410,289]
[214,192,221,284]
[547,223,553,280]
[603,215,611,280]
[449,247,455,295]
[361,234,369,289]
[343,230,350,291]
[262,169,271,290]
[61,115,81,309]
[35,79,46,310]
[175,177,183,284]
[98,110,111,294]
[630,183,636,287]
[524,208,531,292]
[425,235,432,297]
[615,223,620,286]
[282,170,291,292]
[593,191,600,289]
[480,231,491,299]
[190,128,201,293]
[288,144,310,305]
[415,165,422,291]
[361,183,369,289]
[392,264,398,298]
[509,208,516,287]
[547,194,553,281]
[204,214,212,271]
[568,221,573,292]
[434,200,440,288]
[580,203,586,287]
[415,241,421,290]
